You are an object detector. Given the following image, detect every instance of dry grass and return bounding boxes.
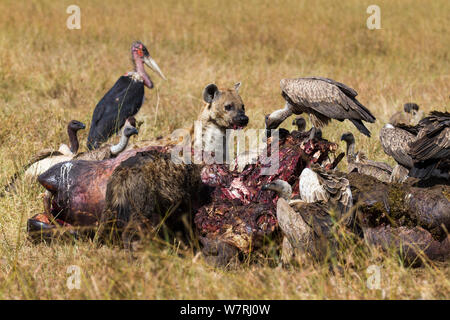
[0,0,449,299]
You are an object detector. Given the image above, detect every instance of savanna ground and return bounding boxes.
[0,0,449,299]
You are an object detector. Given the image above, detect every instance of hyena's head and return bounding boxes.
[201,82,249,129]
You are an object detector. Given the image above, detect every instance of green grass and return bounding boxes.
[0,0,448,299]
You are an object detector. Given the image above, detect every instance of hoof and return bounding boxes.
[27,213,56,242]
[27,213,78,243]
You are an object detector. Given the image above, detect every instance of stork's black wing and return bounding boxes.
[87,76,144,150]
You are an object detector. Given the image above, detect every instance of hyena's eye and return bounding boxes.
[225,104,234,111]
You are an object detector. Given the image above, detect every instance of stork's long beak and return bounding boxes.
[143,56,167,80]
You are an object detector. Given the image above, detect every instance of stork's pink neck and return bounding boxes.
[132,51,153,89]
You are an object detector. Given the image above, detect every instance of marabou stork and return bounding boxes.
[87,41,166,150]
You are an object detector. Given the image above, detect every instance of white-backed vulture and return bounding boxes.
[265,77,376,138]
[290,115,321,142]
[261,179,337,262]
[380,112,449,181]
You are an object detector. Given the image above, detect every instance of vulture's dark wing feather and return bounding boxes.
[408,112,450,179]
[310,164,353,225]
[395,123,420,135]
[411,131,450,160]
[297,202,334,239]
[410,112,450,160]
[409,160,439,179]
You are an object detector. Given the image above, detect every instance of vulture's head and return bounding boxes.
[123,117,139,138]
[292,116,306,132]
[123,126,138,138]
[131,41,166,81]
[403,103,419,115]
[68,120,86,132]
[340,132,355,144]
[262,179,292,200]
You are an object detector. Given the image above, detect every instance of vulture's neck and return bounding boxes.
[345,140,356,161]
[68,128,80,154]
[110,134,130,156]
[271,105,293,124]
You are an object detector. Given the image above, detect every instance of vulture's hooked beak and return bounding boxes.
[129,127,139,136]
[143,56,167,81]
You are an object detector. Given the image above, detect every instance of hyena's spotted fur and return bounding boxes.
[99,83,248,247]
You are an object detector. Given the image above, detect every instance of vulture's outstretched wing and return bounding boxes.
[416,111,450,131]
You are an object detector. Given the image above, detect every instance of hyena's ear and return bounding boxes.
[203,84,220,104]
[234,82,242,93]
